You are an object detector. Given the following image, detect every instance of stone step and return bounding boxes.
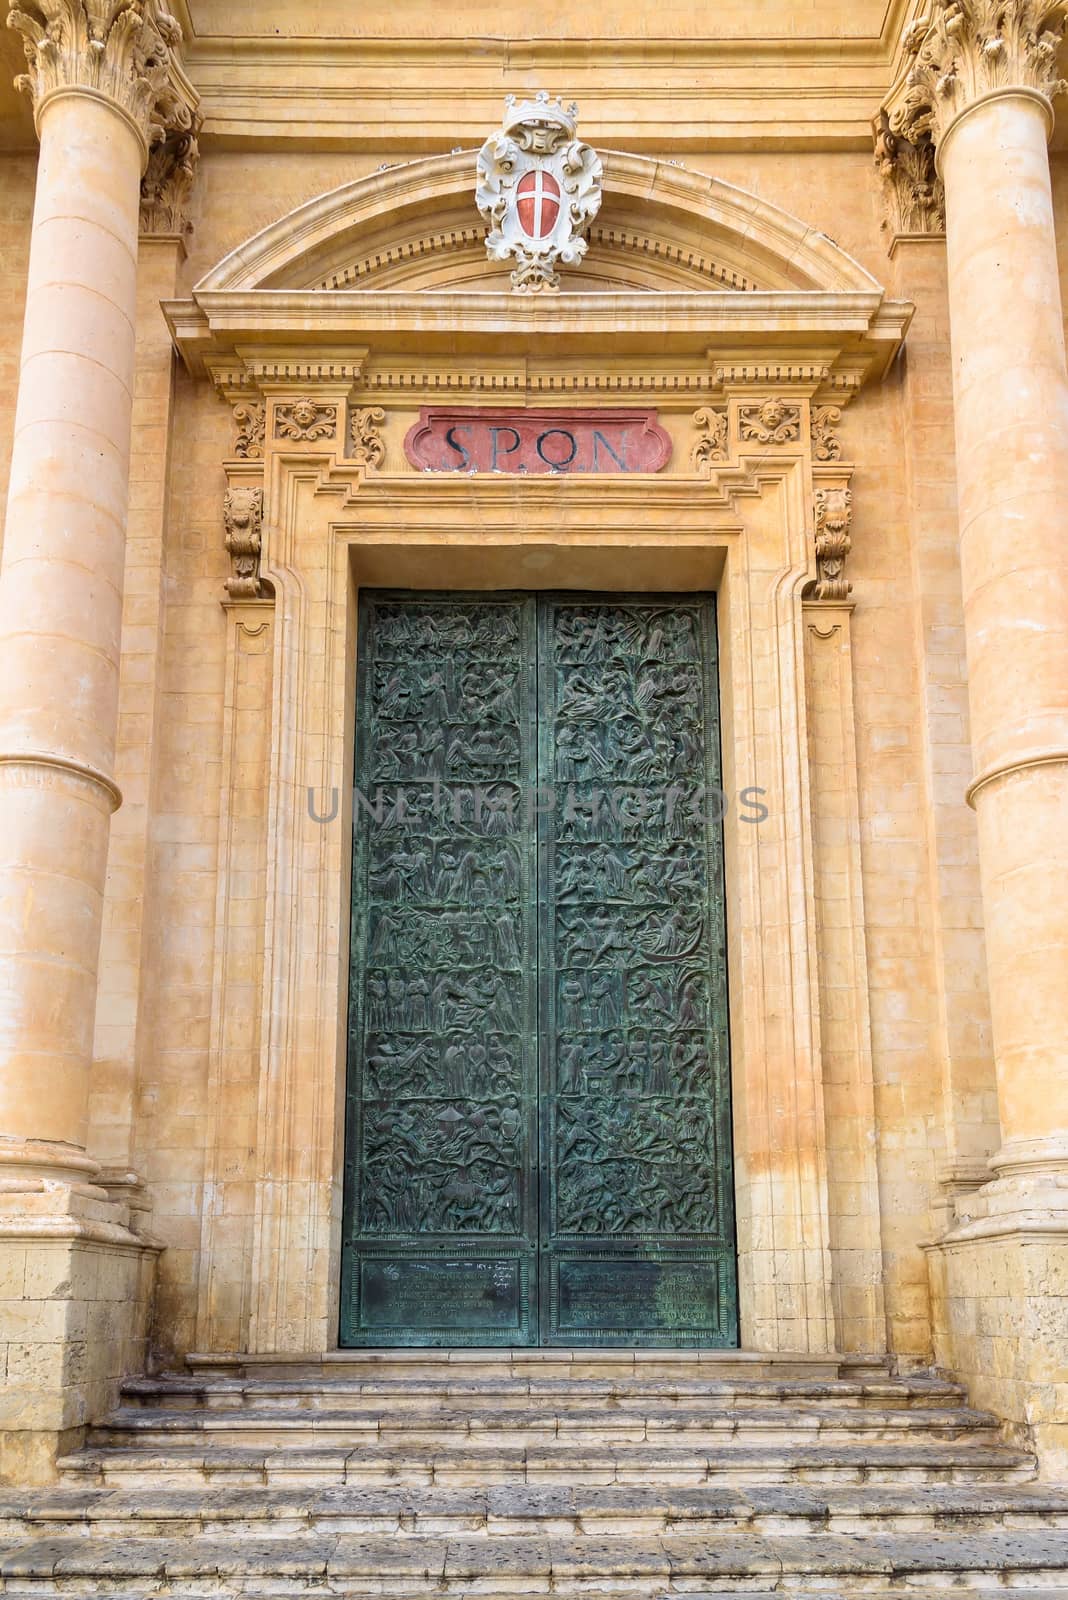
[186,1350,894,1385]
[59,1440,1038,1489]
[5,1482,1068,1540]
[3,1529,1068,1595]
[87,1402,1000,1451]
[122,1373,967,1412]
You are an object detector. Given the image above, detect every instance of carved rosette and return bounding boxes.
[810,406,844,463]
[885,1,1068,148]
[140,109,200,234]
[224,486,264,599]
[690,408,729,471]
[274,398,338,444]
[809,486,854,601]
[873,110,946,234]
[739,398,801,445]
[350,406,386,469]
[232,403,265,461]
[7,0,198,151]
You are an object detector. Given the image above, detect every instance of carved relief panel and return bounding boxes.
[342,593,736,1347]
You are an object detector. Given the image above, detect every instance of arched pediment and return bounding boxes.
[168,149,910,387]
[195,149,882,298]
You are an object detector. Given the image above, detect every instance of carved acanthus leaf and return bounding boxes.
[886,1,1068,147]
[140,110,200,234]
[232,403,265,461]
[274,398,338,443]
[739,398,801,445]
[873,110,946,234]
[8,0,197,148]
[350,406,386,469]
[809,486,854,601]
[810,406,844,463]
[224,486,264,599]
[690,407,729,471]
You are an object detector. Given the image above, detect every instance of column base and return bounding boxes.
[0,1164,161,1486]
[926,1150,1068,1480]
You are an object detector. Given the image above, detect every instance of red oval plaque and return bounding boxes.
[516,170,561,241]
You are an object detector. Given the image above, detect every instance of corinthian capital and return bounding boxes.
[884,1,1068,146]
[7,0,198,152]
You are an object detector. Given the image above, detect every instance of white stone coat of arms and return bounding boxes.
[476,91,603,293]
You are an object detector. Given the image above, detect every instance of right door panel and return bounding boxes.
[538,596,737,1346]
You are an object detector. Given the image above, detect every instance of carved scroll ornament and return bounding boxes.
[350,406,386,469]
[232,403,265,461]
[690,408,729,470]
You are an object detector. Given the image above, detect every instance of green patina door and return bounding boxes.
[340,592,737,1346]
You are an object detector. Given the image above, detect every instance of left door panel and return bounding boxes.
[341,593,540,1345]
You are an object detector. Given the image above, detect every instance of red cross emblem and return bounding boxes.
[516,169,562,241]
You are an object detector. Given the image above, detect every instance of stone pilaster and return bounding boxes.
[0,0,195,1480]
[883,0,1068,1474]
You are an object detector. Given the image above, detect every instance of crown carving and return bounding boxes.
[502,89,578,141]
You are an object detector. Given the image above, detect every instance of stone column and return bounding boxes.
[0,1,195,1482]
[0,2,193,1178]
[884,0,1068,1473]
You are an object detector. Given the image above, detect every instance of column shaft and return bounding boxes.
[0,90,142,1158]
[941,91,1068,1158]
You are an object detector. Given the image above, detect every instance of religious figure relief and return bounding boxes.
[274,397,338,443]
[361,1096,523,1235]
[691,407,729,470]
[739,398,802,445]
[223,486,265,599]
[476,90,603,292]
[232,402,265,460]
[350,405,386,468]
[372,603,520,659]
[554,1095,719,1236]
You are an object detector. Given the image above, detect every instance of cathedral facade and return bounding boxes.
[0,0,1066,1501]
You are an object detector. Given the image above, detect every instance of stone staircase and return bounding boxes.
[1,1350,1067,1596]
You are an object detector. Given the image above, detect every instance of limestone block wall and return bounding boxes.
[0,133,1011,1368]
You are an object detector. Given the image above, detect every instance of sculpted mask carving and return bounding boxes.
[476,90,603,293]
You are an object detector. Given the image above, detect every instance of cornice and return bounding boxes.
[166,0,920,151]
[165,290,912,390]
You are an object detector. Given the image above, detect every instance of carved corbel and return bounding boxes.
[806,480,854,601]
[223,486,265,599]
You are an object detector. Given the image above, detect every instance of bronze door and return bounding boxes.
[341,592,736,1346]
